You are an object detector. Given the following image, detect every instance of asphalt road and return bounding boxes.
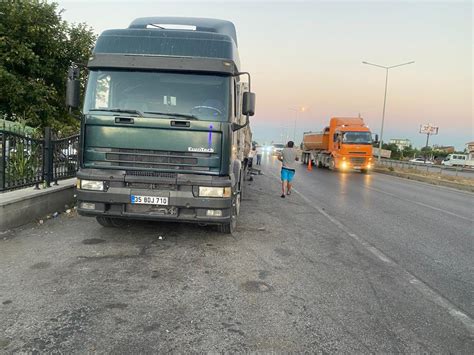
[264,153,474,314]
[1,156,473,353]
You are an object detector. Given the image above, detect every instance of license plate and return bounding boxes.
[354,166,361,169]
[130,195,168,205]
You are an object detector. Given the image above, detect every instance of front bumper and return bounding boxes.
[337,157,373,170]
[76,169,232,224]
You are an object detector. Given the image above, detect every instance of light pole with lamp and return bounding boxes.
[289,107,306,142]
[362,60,414,162]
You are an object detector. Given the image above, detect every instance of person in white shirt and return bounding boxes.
[256,146,262,165]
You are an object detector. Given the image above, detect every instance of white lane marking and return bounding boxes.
[268,171,474,334]
[365,185,472,221]
[409,278,474,332]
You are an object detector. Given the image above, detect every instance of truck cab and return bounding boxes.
[302,117,374,173]
[330,118,374,171]
[66,17,255,233]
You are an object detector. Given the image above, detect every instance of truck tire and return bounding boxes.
[96,216,112,227]
[217,194,238,234]
[96,216,128,228]
[360,169,369,174]
[329,158,336,170]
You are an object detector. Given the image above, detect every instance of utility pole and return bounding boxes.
[362,60,415,162]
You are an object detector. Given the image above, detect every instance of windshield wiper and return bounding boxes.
[89,108,143,116]
[144,111,198,120]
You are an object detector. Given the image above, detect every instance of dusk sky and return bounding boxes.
[57,0,472,150]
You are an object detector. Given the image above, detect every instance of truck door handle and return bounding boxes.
[171,120,190,127]
[115,117,134,124]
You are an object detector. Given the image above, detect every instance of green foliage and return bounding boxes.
[6,140,42,184]
[0,0,96,133]
[401,145,418,159]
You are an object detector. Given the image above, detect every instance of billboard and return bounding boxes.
[419,124,439,135]
[372,147,392,158]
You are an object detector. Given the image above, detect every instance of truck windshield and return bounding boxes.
[83,70,230,121]
[342,131,372,144]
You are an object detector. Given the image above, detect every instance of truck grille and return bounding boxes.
[127,171,177,179]
[90,148,212,172]
[350,157,366,165]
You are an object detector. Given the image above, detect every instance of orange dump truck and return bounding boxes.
[301,117,376,173]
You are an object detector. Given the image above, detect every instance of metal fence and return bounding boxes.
[377,159,474,178]
[0,128,79,192]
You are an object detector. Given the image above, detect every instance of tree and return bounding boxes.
[402,145,419,160]
[0,0,96,135]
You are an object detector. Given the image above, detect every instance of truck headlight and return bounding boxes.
[78,179,105,191]
[199,186,231,198]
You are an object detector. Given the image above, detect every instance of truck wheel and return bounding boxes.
[109,217,129,228]
[318,160,323,168]
[96,216,112,227]
[96,216,128,228]
[361,169,369,174]
[329,158,336,170]
[217,195,238,234]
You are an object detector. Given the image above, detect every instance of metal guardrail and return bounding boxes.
[0,128,79,192]
[378,159,474,177]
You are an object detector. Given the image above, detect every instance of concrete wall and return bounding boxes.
[0,179,76,231]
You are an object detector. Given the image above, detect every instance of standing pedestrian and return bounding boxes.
[248,146,257,168]
[256,145,262,165]
[278,141,298,198]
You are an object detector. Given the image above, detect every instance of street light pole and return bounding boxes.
[289,107,305,141]
[362,60,414,162]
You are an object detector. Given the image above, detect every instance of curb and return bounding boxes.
[373,168,474,193]
[0,179,76,231]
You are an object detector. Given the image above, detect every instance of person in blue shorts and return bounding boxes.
[278,141,298,198]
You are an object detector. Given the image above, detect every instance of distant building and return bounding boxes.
[433,145,455,153]
[389,138,411,150]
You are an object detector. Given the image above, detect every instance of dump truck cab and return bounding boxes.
[66,17,255,233]
[301,117,374,173]
[329,118,374,171]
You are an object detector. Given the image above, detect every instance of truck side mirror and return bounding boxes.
[242,92,255,116]
[66,65,81,109]
[374,134,379,143]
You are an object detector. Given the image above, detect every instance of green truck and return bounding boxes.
[66,17,255,233]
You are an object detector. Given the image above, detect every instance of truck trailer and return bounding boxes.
[65,17,256,233]
[301,117,375,173]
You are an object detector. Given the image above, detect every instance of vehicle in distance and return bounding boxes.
[301,117,375,173]
[441,154,474,167]
[271,143,285,155]
[66,17,256,234]
[410,157,434,164]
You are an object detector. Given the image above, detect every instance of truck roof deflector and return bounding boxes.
[128,17,238,46]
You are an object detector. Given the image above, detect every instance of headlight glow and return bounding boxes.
[80,179,105,191]
[199,186,231,198]
[341,161,348,169]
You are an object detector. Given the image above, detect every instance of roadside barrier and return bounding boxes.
[378,159,473,177]
[0,128,79,192]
